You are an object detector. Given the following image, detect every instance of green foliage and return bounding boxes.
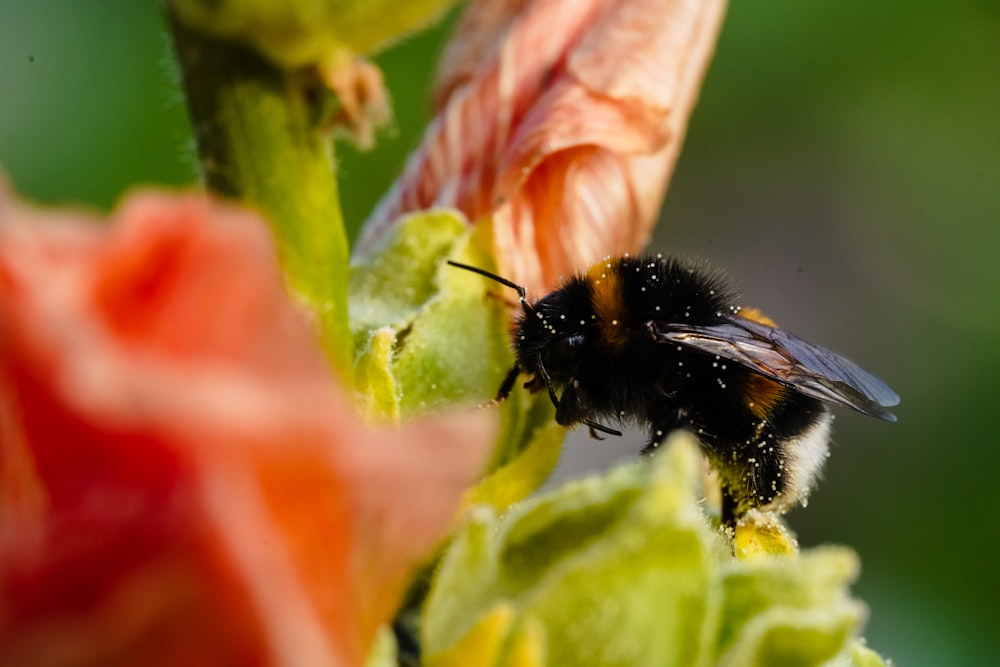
[349,210,509,419]
[168,0,460,68]
[423,434,889,667]
[349,212,561,496]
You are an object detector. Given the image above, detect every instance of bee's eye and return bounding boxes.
[543,334,583,375]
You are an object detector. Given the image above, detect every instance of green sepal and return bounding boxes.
[715,548,867,666]
[840,641,891,667]
[423,433,885,667]
[348,210,561,505]
[349,209,510,420]
[354,327,399,422]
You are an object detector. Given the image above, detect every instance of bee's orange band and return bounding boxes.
[742,373,787,420]
[587,261,628,349]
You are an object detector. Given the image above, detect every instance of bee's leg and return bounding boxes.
[585,421,622,439]
[493,365,520,403]
[471,366,519,411]
[720,489,739,528]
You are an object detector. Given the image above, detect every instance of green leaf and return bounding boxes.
[422,507,505,655]
[423,433,886,667]
[463,419,563,514]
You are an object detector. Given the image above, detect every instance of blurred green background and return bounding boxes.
[1,1,996,664]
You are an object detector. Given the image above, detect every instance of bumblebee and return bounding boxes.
[448,254,899,524]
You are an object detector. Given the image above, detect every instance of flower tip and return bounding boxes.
[319,55,393,150]
[734,509,800,558]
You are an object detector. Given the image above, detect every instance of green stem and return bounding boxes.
[167,12,353,382]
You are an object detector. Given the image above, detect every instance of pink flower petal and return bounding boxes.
[0,186,493,666]
[357,0,726,293]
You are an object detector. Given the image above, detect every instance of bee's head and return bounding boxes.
[444,261,592,384]
[446,260,620,438]
[513,289,590,386]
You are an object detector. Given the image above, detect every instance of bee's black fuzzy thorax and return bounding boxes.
[513,255,735,419]
[515,256,732,367]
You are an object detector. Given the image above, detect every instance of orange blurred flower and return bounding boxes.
[356,0,727,293]
[0,187,492,666]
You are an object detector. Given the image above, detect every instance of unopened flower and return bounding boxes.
[356,0,727,293]
[0,186,493,666]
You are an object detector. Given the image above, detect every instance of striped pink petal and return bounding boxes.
[356,0,726,293]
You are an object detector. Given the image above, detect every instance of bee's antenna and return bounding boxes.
[446,260,530,316]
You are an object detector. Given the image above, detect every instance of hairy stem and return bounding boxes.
[168,12,353,381]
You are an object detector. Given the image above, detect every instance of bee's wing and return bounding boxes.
[651,317,899,421]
